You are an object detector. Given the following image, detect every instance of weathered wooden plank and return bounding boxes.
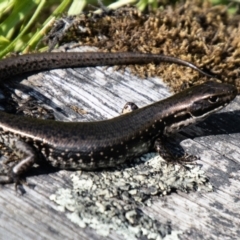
[0,48,239,240]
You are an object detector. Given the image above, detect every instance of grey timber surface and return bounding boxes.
[0,49,239,240]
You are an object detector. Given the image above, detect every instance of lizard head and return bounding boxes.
[162,81,237,135]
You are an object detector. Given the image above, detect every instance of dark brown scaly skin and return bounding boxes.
[0,52,214,79]
[0,52,236,187]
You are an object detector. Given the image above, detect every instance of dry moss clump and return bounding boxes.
[46,0,240,92]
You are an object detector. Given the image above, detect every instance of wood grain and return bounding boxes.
[0,48,239,240]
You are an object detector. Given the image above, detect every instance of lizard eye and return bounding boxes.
[208,96,219,103]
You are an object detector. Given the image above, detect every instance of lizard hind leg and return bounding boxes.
[0,139,37,192]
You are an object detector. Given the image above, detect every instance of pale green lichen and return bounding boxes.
[50,153,212,239]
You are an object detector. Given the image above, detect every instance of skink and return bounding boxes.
[0,52,236,186]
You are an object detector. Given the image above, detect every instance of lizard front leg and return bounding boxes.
[154,137,198,164]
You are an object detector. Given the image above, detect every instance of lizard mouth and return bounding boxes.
[189,104,224,118]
